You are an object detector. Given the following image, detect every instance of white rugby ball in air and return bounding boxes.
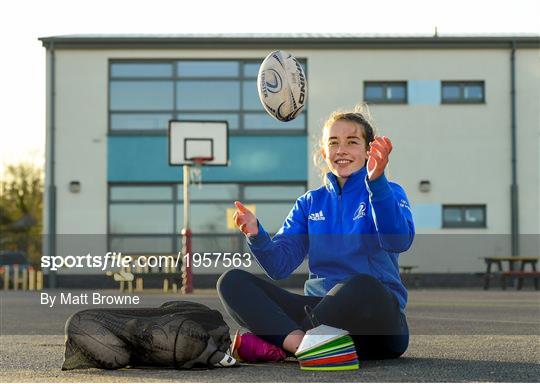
[257,50,307,122]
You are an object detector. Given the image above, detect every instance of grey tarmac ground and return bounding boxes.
[1,288,539,382]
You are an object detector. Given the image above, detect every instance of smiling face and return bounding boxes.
[321,120,369,186]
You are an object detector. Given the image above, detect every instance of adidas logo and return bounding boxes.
[308,210,326,221]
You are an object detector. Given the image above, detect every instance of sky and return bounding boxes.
[0,0,539,174]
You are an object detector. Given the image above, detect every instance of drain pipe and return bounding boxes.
[510,40,519,257]
[48,41,57,288]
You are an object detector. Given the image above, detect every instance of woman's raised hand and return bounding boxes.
[367,136,393,181]
[233,201,259,237]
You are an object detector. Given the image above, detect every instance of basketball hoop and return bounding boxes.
[168,120,228,294]
[189,157,213,188]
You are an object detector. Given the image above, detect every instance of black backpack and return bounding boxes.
[62,301,234,370]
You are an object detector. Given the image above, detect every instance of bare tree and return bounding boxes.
[0,163,43,266]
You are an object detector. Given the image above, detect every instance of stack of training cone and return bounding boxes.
[295,324,359,371]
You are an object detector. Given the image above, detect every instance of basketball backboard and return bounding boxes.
[168,120,229,166]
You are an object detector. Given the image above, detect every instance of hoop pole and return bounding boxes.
[181,164,193,294]
[183,164,190,230]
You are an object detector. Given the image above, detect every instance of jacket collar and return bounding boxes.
[327,167,368,195]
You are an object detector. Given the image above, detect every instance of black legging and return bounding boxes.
[217,269,409,360]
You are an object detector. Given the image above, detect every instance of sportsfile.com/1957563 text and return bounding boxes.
[40,252,252,271]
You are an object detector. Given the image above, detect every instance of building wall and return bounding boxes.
[303,47,540,272]
[516,50,540,235]
[515,49,540,260]
[45,44,540,273]
[307,49,515,231]
[55,51,109,235]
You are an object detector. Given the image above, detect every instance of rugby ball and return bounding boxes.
[257,50,307,122]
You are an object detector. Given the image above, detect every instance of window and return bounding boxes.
[111,113,173,131]
[243,113,306,130]
[441,81,485,104]
[110,237,174,254]
[109,60,307,132]
[108,183,306,253]
[176,81,240,110]
[110,186,172,201]
[184,235,243,254]
[177,61,239,77]
[110,81,174,111]
[111,63,173,78]
[109,204,174,233]
[244,185,306,200]
[364,82,407,104]
[177,184,239,201]
[442,205,486,228]
[247,203,296,233]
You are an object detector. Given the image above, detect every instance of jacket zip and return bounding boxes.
[338,193,343,233]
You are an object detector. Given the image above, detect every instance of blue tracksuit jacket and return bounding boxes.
[247,166,415,312]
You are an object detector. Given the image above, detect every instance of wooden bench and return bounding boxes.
[109,270,135,292]
[400,265,419,288]
[106,253,183,292]
[481,256,539,290]
[501,271,540,290]
[400,265,418,274]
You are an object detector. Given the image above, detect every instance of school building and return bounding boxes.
[39,34,540,286]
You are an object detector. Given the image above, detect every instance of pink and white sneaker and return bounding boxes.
[231,330,287,363]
